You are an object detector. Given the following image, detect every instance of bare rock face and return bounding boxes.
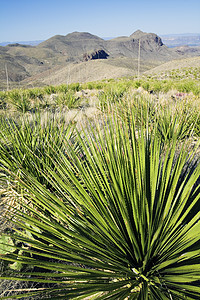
[130,31,163,47]
[83,49,109,61]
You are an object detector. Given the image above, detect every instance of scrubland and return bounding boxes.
[0,76,200,299]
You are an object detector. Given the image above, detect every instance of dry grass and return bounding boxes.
[144,56,200,77]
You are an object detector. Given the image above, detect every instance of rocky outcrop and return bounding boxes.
[83,50,109,61]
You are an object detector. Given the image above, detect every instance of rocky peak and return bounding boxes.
[130,30,163,47]
[130,30,147,39]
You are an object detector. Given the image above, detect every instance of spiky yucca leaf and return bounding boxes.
[0,107,200,299]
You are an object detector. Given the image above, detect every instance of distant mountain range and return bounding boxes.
[0,40,44,47]
[1,33,200,47]
[0,30,200,89]
[160,34,200,47]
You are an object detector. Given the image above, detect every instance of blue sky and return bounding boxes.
[1,0,200,42]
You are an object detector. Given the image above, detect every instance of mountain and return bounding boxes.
[105,30,177,61]
[38,30,178,62]
[0,40,44,47]
[38,32,106,61]
[161,34,200,47]
[174,45,200,56]
[0,30,200,89]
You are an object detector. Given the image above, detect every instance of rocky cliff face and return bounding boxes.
[83,50,109,61]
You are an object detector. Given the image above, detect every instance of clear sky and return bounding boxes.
[0,0,200,42]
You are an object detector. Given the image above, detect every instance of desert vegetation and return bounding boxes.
[0,76,200,299]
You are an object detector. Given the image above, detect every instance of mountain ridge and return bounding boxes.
[1,32,200,47]
[1,30,200,89]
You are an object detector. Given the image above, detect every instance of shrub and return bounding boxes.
[7,90,31,113]
[25,88,44,100]
[133,80,141,89]
[156,108,193,142]
[55,84,68,94]
[69,82,81,92]
[141,81,150,91]
[0,92,8,109]
[54,92,81,109]
[0,113,73,189]
[43,85,56,95]
[98,83,129,109]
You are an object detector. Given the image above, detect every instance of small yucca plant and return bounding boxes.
[156,108,193,142]
[7,90,31,113]
[0,113,73,215]
[0,112,72,180]
[0,107,200,299]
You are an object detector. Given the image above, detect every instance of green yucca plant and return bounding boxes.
[0,113,73,190]
[156,107,194,142]
[0,92,7,109]
[98,83,128,109]
[0,107,200,299]
[55,92,81,109]
[7,90,31,113]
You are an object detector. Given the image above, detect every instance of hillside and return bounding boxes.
[1,30,200,89]
[144,56,200,80]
